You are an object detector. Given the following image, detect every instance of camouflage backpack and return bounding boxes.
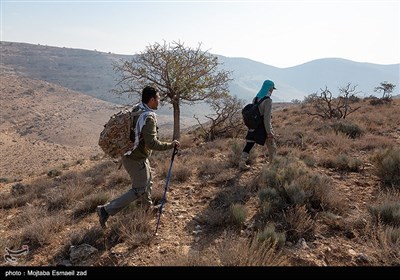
[98,108,135,158]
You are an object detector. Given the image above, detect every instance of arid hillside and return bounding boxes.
[0,70,399,268]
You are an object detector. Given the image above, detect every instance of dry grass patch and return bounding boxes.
[284,205,315,242]
[313,131,353,155]
[358,222,400,265]
[108,207,154,248]
[170,160,193,183]
[320,153,363,172]
[368,190,400,227]
[355,135,395,151]
[256,224,286,248]
[229,203,248,227]
[218,234,289,266]
[197,158,228,181]
[15,215,68,251]
[104,168,131,190]
[72,192,110,219]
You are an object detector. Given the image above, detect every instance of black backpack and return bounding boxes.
[241,96,269,129]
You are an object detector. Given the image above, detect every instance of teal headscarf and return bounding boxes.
[256,80,276,99]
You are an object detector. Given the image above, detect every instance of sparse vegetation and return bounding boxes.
[1,87,399,266]
[302,83,361,120]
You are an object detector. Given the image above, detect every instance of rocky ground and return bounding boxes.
[1,71,399,268]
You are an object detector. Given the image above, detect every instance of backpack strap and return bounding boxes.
[254,96,269,106]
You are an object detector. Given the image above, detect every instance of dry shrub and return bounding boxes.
[359,222,400,265]
[44,176,93,212]
[83,160,117,186]
[259,155,346,214]
[354,135,394,151]
[156,158,170,178]
[375,226,400,264]
[171,160,192,183]
[211,186,250,210]
[229,203,247,227]
[331,120,363,139]
[218,234,289,266]
[298,172,346,213]
[284,205,315,242]
[276,127,305,149]
[8,206,47,230]
[47,168,62,178]
[17,215,67,251]
[320,153,363,172]
[368,190,400,227]
[72,192,110,218]
[105,168,131,189]
[368,202,400,227]
[357,190,400,264]
[256,224,286,248]
[300,152,317,167]
[212,168,237,187]
[227,138,259,167]
[227,139,243,167]
[259,155,306,189]
[0,179,50,209]
[355,101,400,134]
[259,187,285,216]
[197,158,227,180]
[108,208,153,248]
[179,133,196,149]
[156,155,193,183]
[314,131,353,155]
[151,181,165,205]
[372,147,400,188]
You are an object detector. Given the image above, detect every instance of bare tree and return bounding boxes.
[112,41,232,140]
[303,83,361,120]
[337,83,361,119]
[194,95,245,141]
[374,81,396,100]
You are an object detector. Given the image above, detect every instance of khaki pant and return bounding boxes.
[266,138,277,162]
[104,157,153,216]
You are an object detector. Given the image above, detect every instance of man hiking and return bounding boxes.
[97,85,180,228]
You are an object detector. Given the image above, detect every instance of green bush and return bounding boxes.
[368,201,400,227]
[257,224,286,248]
[229,203,248,226]
[331,121,363,139]
[373,148,400,187]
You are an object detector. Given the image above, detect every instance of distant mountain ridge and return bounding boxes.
[1,41,398,107]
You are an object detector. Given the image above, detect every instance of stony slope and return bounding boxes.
[1,70,399,267]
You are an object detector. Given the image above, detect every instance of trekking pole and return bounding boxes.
[155,145,178,234]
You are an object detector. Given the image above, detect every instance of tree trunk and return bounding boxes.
[172,101,180,140]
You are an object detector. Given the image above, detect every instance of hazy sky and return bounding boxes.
[1,0,399,68]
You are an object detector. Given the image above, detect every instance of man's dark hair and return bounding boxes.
[142,86,158,104]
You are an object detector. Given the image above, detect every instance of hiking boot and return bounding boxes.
[96,206,109,229]
[239,152,251,171]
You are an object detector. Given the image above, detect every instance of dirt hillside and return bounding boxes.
[0,70,399,268]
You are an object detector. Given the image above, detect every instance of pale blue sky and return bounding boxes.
[1,0,399,68]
